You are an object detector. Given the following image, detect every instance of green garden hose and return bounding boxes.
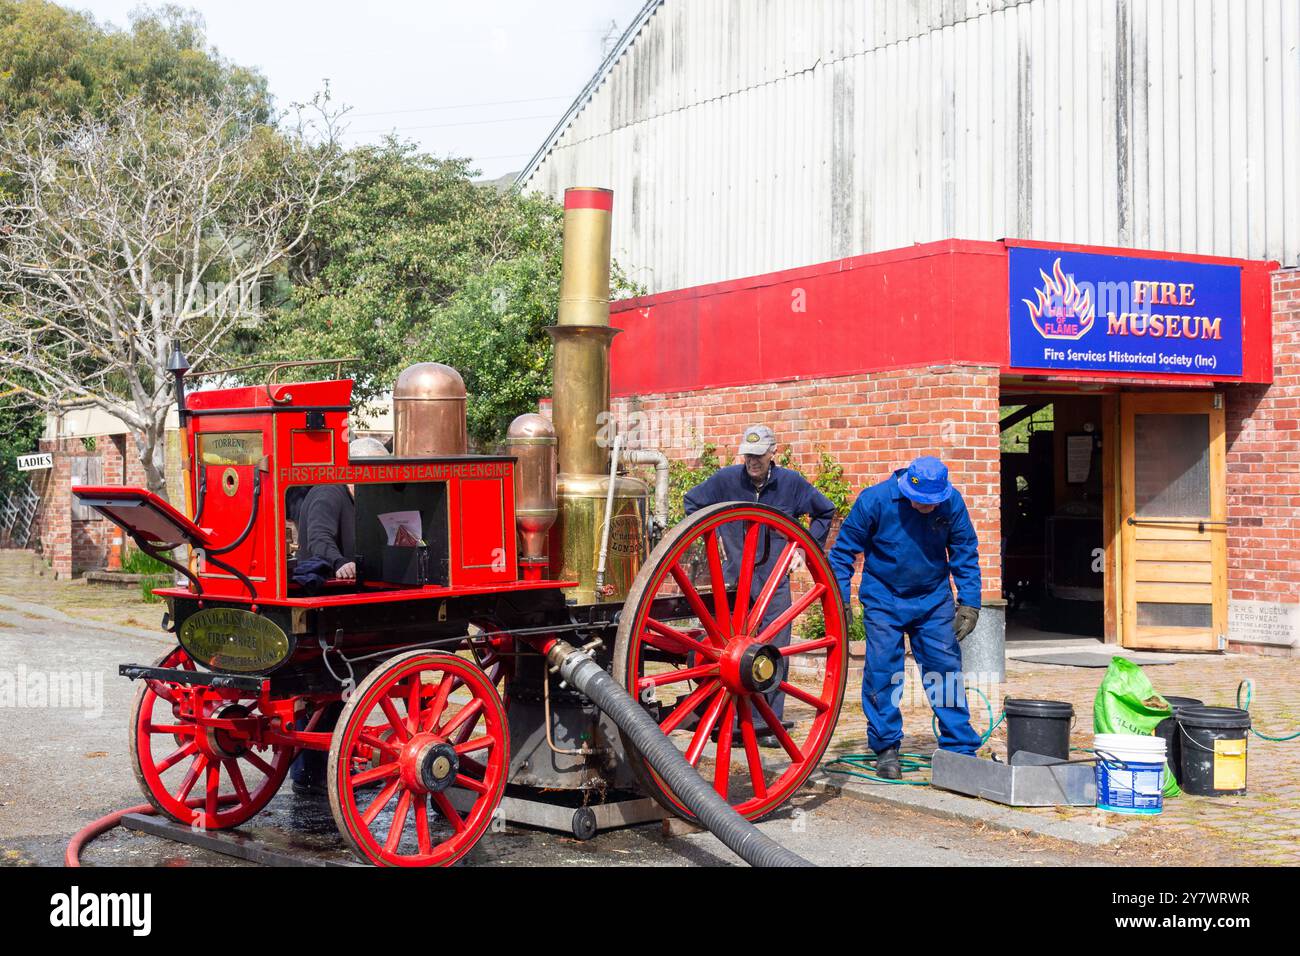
[1236,679,1300,742]
[824,687,1003,786]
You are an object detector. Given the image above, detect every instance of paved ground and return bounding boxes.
[2,548,1295,867]
[0,563,1112,868]
[822,640,1300,866]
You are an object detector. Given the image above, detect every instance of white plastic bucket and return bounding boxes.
[1093,733,1167,815]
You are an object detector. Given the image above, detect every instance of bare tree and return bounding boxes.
[0,92,353,498]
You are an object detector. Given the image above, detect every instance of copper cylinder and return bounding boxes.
[393,362,468,457]
[505,413,557,566]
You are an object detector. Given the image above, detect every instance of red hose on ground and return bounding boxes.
[65,804,155,866]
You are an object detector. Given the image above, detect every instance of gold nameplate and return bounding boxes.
[179,608,291,673]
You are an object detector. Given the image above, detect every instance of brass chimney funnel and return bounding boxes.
[549,187,618,477]
[546,187,648,603]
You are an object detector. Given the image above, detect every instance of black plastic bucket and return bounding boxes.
[1178,705,1251,796]
[1155,695,1204,787]
[1004,698,1074,762]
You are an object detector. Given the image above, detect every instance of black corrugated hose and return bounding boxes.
[559,651,813,868]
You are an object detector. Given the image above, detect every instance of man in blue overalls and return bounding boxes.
[829,456,982,778]
[685,425,837,744]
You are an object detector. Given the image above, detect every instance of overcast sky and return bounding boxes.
[71,0,649,179]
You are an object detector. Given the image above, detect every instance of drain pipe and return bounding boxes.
[622,448,670,535]
[535,636,812,868]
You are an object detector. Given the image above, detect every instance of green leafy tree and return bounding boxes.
[258,140,640,447]
[0,1,269,120]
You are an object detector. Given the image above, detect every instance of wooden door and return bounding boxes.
[1119,393,1226,651]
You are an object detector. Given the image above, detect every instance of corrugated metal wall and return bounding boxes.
[520,0,1300,293]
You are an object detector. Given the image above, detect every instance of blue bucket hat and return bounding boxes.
[897,456,953,505]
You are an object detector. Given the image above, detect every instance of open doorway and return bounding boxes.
[1000,393,1106,644]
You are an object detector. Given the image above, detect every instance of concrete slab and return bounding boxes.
[809,769,1129,847]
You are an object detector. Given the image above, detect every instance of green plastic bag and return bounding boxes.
[1093,657,1181,797]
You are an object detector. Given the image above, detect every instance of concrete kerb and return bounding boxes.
[808,769,1129,847]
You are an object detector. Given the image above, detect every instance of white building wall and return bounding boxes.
[520,0,1300,293]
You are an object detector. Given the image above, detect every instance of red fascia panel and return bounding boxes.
[610,239,1277,395]
[610,240,1007,396]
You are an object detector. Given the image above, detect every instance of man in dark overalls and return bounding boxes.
[684,425,837,744]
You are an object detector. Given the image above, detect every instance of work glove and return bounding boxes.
[953,604,979,642]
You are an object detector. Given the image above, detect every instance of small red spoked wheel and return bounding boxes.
[129,647,293,830]
[613,502,847,822]
[327,650,509,867]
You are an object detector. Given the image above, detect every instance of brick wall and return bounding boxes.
[614,364,1003,602]
[35,429,165,578]
[1226,268,1300,611]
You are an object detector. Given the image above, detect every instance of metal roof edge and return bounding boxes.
[513,0,666,190]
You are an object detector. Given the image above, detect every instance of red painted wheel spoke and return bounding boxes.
[422,674,455,732]
[454,735,495,757]
[635,661,719,691]
[147,722,195,736]
[155,741,197,774]
[379,697,411,742]
[225,759,252,805]
[736,699,768,800]
[350,763,399,787]
[453,774,488,795]
[780,636,837,657]
[733,522,760,625]
[432,792,466,833]
[361,779,401,827]
[438,698,484,740]
[745,540,798,633]
[713,699,736,798]
[385,790,412,854]
[177,755,206,802]
[685,687,730,767]
[756,583,825,644]
[778,680,832,713]
[659,679,722,735]
[752,696,804,763]
[643,618,719,659]
[204,762,220,820]
[669,563,726,645]
[414,793,432,856]
[405,677,424,732]
[242,751,275,777]
[704,529,733,637]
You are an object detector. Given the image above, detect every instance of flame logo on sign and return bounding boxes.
[1022,257,1095,340]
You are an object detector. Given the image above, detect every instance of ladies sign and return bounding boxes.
[1009,247,1243,376]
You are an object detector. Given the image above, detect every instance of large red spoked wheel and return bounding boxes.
[613,502,847,822]
[129,647,293,830]
[327,650,509,867]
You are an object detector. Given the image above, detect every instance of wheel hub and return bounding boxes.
[399,735,459,794]
[719,638,782,694]
[204,703,252,758]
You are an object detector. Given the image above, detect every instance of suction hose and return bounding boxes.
[549,641,813,868]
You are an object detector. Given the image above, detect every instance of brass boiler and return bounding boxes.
[547,187,648,604]
[393,362,468,456]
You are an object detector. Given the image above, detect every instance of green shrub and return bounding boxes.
[139,574,171,603]
[121,547,170,575]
